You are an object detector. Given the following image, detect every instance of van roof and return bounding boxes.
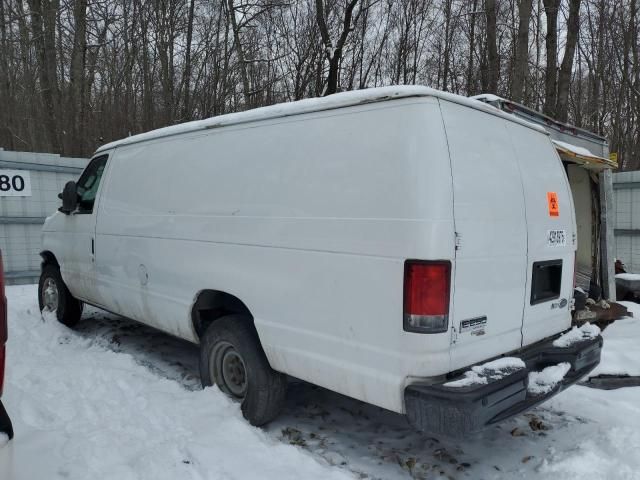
[95,86,547,154]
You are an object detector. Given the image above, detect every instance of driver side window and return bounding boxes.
[76,154,108,213]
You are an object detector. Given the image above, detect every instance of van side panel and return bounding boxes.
[438,100,529,372]
[95,99,455,412]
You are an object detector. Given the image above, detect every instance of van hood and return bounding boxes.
[42,211,64,232]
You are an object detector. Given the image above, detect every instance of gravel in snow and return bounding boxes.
[3,285,640,479]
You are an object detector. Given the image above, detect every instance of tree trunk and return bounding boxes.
[441,0,453,91]
[466,0,479,95]
[69,0,88,156]
[181,0,196,119]
[542,0,559,117]
[0,0,11,148]
[315,0,360,96]
[511,0,533,102]
[555,0,581,122]
[485,0,499,93]
[141,11,154,131]
[27,0,60,153]
[227,0,251,108]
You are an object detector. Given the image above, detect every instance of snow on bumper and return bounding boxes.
[404,331,603,436]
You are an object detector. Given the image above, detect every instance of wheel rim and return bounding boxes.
[42,277,59,312]
[211,341,248,399]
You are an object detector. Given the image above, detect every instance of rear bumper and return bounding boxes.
[0,400,12,440]
[405,333,602,436]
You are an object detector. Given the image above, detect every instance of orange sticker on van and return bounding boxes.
[547,192,559,217]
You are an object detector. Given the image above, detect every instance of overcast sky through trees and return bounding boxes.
[0,0,638,169]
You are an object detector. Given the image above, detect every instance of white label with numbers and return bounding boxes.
[546,229,567,247]
[0,170,32,196]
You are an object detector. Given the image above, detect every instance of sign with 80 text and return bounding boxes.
[0,170,32,197]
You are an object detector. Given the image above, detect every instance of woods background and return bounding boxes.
[0,0,637,169]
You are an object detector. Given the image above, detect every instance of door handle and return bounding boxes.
[91,238,95,262]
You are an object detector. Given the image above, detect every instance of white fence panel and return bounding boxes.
[0,149,88,284]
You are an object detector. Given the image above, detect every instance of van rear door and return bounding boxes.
[504,122,576,346]
[439,101,528,371]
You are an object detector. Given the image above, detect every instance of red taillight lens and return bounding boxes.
[403,260,451,333]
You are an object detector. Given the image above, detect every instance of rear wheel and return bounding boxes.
[199,315,287,426]
[38,265,83,327]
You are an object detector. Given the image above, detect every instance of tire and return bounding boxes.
[38,264,83,328]
[200,314,287,426]
[0,400,13,440]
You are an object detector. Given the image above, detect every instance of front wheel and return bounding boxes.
[38,265,83,327]
[199,315,287,426]
[0,400,13,440]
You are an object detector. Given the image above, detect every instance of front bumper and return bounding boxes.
[0,400,12,440]
[405,333,602,436]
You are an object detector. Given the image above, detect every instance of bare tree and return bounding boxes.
[556,0,581,122]
[0,0,638,168]
[68,0,88,156]
[485,0,499,93]
[181,0,196,120]
[542,0,560,116]
[27,0,61,152]
[315,0,361,95]
[511,0,533,102]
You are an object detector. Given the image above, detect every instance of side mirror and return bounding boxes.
[58,181,78,214]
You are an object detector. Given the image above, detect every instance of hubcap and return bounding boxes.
[42,277,59,312]
[212,341,248,399]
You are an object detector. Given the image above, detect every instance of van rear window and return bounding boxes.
[530,260,563,305]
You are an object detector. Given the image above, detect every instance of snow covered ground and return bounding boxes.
[588,301,640,379]
[2,285,640,479]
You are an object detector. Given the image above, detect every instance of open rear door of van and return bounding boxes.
[504,122,576,346]
[439,101,529,371]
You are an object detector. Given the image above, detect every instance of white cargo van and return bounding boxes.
[39,86,602,434]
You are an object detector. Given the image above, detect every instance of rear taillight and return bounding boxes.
[0,251,6,396]
[403,260,451,333]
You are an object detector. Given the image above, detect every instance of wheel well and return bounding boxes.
[40,251,59,269]
[191,290,252,339]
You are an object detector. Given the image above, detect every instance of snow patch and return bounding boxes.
[470,93,503,103]
[5,286,640,478]
[620,300,640,319]
[41,308,57,323]
[528,363,571,395]
[588,303,640,377]
[443,370,488,388]
[552,140,597,158]
[0,285,351,480]
[615,273,640,281]
[552,323,601,348]
[444,357,526,388]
